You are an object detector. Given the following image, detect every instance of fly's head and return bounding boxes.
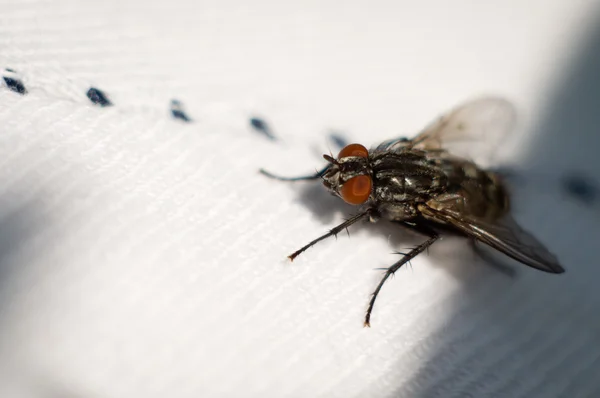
[322,143,374,206]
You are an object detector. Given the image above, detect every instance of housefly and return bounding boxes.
[260,97,565,327]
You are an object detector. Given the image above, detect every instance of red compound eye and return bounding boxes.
[338,143,368,159]
[340,175,372,205]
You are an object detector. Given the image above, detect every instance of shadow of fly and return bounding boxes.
[260,97,565,327]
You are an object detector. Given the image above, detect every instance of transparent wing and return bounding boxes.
[375,97,517,167]
[419,204,564,274]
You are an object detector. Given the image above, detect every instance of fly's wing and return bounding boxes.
[419,203,565,274]
[375,97,517,167]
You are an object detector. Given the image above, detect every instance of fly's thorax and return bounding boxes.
[377,201,420,220]
[369,150,449,205]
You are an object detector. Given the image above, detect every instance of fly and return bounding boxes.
[260,97,565,327]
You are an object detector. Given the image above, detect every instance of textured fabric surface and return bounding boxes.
[0,1,599,397]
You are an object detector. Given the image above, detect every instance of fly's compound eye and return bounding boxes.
[340,175,372,205]
[338,143,369,159]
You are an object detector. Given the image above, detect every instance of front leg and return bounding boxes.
[288,208,377,260]
[364,221,439,327]
[259,165,330,181]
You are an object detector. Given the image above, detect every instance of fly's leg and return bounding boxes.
[288,209,375,261]
[259,165,329,181]
[260,163,372,260]
[364,222,439,327]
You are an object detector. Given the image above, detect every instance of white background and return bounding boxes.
[0,1,599,397]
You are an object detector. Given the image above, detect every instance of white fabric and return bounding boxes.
[0,1,599,397]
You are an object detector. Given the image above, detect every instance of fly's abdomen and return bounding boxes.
[434,156,511,220]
